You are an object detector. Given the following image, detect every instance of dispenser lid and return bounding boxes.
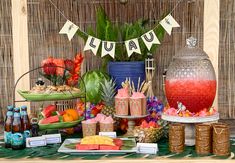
[173,37,209,60]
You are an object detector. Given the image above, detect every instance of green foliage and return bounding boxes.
[77,7,166,68]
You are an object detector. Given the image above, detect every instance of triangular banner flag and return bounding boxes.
[160,14,180,35]
[141,30,160,51]
[84,36,101,55]
[101,41,116,58]
[125,38,141,57]
[59,20,79,41]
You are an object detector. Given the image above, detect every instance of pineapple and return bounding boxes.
[100,78,116,117]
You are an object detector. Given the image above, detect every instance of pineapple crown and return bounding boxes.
[100,78,117,106]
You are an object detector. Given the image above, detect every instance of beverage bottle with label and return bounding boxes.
[4,105,13,148]
[11,107,24,150]
[21,106,31,147]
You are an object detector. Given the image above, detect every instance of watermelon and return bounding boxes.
[113,138,123,147]
[76,144,99,150]
[99,145,120,150]
[39,115,59,124]
[56,110,66,116]
[79,70,110,104]
[41,105,56,118]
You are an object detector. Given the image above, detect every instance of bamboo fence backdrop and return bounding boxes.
[0,0,13,121]
[219,0,235,119]
[0,0,233,119]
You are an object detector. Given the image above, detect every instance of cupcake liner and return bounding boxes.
[130,98,142,116]
[142,98,147,115]
[82,121,97,137]
[100,122,114,132]
[115,97,129,115]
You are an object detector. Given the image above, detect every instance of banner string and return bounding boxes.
[48,0,183,43]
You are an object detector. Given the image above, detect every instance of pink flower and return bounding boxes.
[166,107,178,116]
[199,110,207,117]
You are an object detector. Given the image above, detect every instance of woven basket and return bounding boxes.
[133,126,163,143]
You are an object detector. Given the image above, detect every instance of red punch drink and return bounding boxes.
[165,80,216,113]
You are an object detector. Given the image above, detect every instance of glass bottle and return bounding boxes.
[4,105,13,148]
[11,107,24,150]
[21,106,31,147]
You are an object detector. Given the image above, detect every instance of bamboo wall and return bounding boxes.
[0,0,13,121]
[0,0,233,119]
[219,0,235,118]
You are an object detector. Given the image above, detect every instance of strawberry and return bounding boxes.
[149,121,156,128]
[140,120,149,128]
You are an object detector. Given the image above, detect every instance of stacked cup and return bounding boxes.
[212,123,230,156]
[195,124,212,155]
[169,123,185,153]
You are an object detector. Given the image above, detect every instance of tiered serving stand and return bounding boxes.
[114,114,149,137]
[12,66,86,130]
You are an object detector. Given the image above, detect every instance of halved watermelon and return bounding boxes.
[41,105,56,118]
[76,144,99,150]
[39,115,59,124]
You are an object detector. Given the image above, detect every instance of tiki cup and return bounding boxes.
[169,123,185,153]
[195,124,212,155]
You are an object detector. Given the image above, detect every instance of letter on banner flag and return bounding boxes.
[160,14,180,35]
[59,20,79,41]
[125,39,141,57]
[141,30,160,51]
[101,41,116,58]
[84,36,101,55]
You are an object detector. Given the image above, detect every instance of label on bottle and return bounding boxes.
[6,111,13,117]
[11,133,24,146]
[4,131,12,144]
[24,130,30,142]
